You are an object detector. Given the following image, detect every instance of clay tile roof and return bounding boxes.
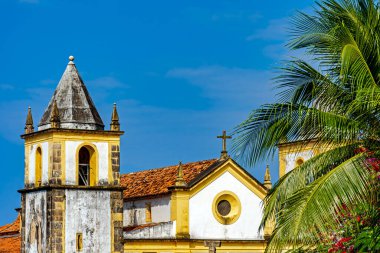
[0,215,21,253]
[121,159,218,199]
[0,215,20,236]
[0,237,21,253]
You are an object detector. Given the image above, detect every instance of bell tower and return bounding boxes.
[19,56,124,253]
[278,139,326,177]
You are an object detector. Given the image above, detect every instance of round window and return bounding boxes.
[212,191,241,225]
[296,158,304,166]
[217,200,231,216]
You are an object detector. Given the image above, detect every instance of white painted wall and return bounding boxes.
[189,171,263,240]
[93,142,109,184]
[25,191,48,253]
[28,142,49,185]
[41,142,49,184]
[65,141,109,185]
[65,190,111,253]
[65,141,82,185]
[123,196,171,227]
[28,145,36,184]
[285,150,314,174]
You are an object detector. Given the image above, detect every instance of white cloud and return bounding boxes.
[167,66,275,108]
[87,76,128,89]
[246,17,289,41]
[211,11,262,22]
[0,84,15,90]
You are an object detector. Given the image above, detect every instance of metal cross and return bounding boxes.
[217,130,231,158]
[204,241,221,253]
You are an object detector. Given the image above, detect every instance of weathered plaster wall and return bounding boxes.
[124,221,175,239]
[123,196,171,227]
[285,150,314,174]
[24,191,47,253]
[65,190,111,253]
[65,141,109,185]
[189,171,263,240]
[28,142,49,185]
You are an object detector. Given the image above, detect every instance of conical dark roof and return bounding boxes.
[38,57,104,131]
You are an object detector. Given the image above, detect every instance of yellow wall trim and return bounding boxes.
[189,159,267,199]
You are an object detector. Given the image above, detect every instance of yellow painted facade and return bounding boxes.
[23,130,121,186]
[278,139,326,177]
[125,159,270,252]
[124,240,268,253]
[170,188,190,238]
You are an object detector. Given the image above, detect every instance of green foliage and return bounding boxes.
[355,226,380,252]
[232,0,380,252]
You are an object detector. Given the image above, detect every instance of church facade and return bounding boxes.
[0,57,319,253]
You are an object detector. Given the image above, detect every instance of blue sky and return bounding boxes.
[0,0,314,224]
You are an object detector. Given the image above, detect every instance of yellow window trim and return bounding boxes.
[75,142,99,186]
[76,232,83,251]
[212,190,241,225]
[145,202,152,223]
[35,145,42,187]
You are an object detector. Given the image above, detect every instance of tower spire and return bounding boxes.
[38,55,104,131]
[50,100,60,128]
[110,103,120,131]
[175,161,187,187]
[24,106,34,134]
[264,165,272,189]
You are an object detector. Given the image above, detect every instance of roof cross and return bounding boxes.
[217,130,231,159]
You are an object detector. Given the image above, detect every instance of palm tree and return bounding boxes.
[232,0,380,251]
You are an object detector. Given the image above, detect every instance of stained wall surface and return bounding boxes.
[123,196,171,227]
[189,171,263,240]
[65,190,111,253]
[24,191,47,253]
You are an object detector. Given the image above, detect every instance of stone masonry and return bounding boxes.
[111,145,120,185]
[46,189,65,253]
[111,190,124,253]
[49,143,62,185]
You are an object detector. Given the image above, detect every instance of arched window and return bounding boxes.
[296,158,304,167]
[78,146,97,186]
[35,147,42,187]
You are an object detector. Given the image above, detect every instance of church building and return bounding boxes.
[0,57,320,253]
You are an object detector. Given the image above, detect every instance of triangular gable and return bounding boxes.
[188,158,268,199]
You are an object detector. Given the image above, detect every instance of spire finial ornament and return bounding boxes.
[24,106,34,134]
[264,165,272,189]
[110,103,120,131]
[217,130,231,160]
[50,100,60,128]
[175,161,187,187]
[68,55,75,65]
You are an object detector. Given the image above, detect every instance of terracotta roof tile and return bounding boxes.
[0,215,20,236]
[121,159,218,199]
[0,236,21,253]
[0,215,21,253]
